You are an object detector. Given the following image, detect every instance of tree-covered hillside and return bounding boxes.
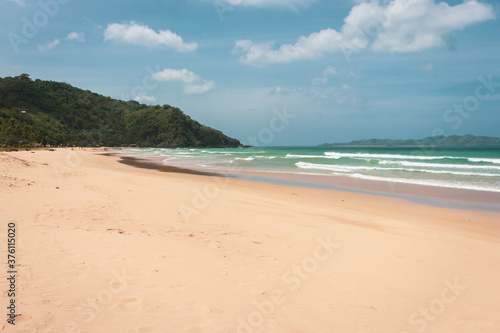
[0,74,241,148]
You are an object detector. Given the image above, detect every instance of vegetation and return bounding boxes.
[0,74,241,148]
[319,135,500,148]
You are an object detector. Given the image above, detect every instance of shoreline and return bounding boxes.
[2,148,500,332]
[108,151,500,213]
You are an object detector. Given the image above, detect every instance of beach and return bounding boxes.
[1,148,500,332]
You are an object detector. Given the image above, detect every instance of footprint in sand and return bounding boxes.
[119,297,144,313]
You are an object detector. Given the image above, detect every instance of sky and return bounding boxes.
[1,0,499,146]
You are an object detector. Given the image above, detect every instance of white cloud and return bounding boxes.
[37,32,84,52]
[151,68,201,83]
[104,22,198,52]
[370,0,495,53]
[233,0,495,66]
[38,39,60,52]
[233,28,347,66]
[151,68,215,95]
[134,92,157,103]
[184,81,216,95]
[66,32,85,43]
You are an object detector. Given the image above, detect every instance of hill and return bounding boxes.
[0,74,241,148]
[319,135,500,148]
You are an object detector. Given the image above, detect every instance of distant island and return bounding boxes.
[319,135,500,148]
[0,74,242,148]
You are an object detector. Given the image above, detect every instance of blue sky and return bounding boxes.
[1,0,499,146]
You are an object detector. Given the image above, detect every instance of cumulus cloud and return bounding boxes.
[66,32,85,43]
[370,0,495,52]
[233,0,495,66]
[134,92,157,103]
[104,22,198,52]
[151,68,215,95]
[38,39,60,52]
[151,68,201,83]
[184,81,216,95]
[233,28,347,66]
[37,32,85,52]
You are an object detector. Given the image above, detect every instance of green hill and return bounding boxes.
[319,135,500,148]
[0,74,241,148]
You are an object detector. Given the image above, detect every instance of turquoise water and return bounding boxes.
[117,147,500,193]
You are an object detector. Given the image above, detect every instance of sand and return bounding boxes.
[1,148,499,333]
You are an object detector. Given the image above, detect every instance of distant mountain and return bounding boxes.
[319,135,500,148]
[0,74,241,148]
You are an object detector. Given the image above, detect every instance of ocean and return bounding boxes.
[115,146,500,194]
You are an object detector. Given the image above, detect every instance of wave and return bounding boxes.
[468,158,500,164]
[379,160,500,170]
[200,150,265,154]
[323,152,500,165]
[295,162,500,177]
[286,154,341,159]
[348,174,500,193]
[234,157,255,161]
[324,152,458,160]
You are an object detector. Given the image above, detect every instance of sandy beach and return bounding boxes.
[1,148,500,333]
